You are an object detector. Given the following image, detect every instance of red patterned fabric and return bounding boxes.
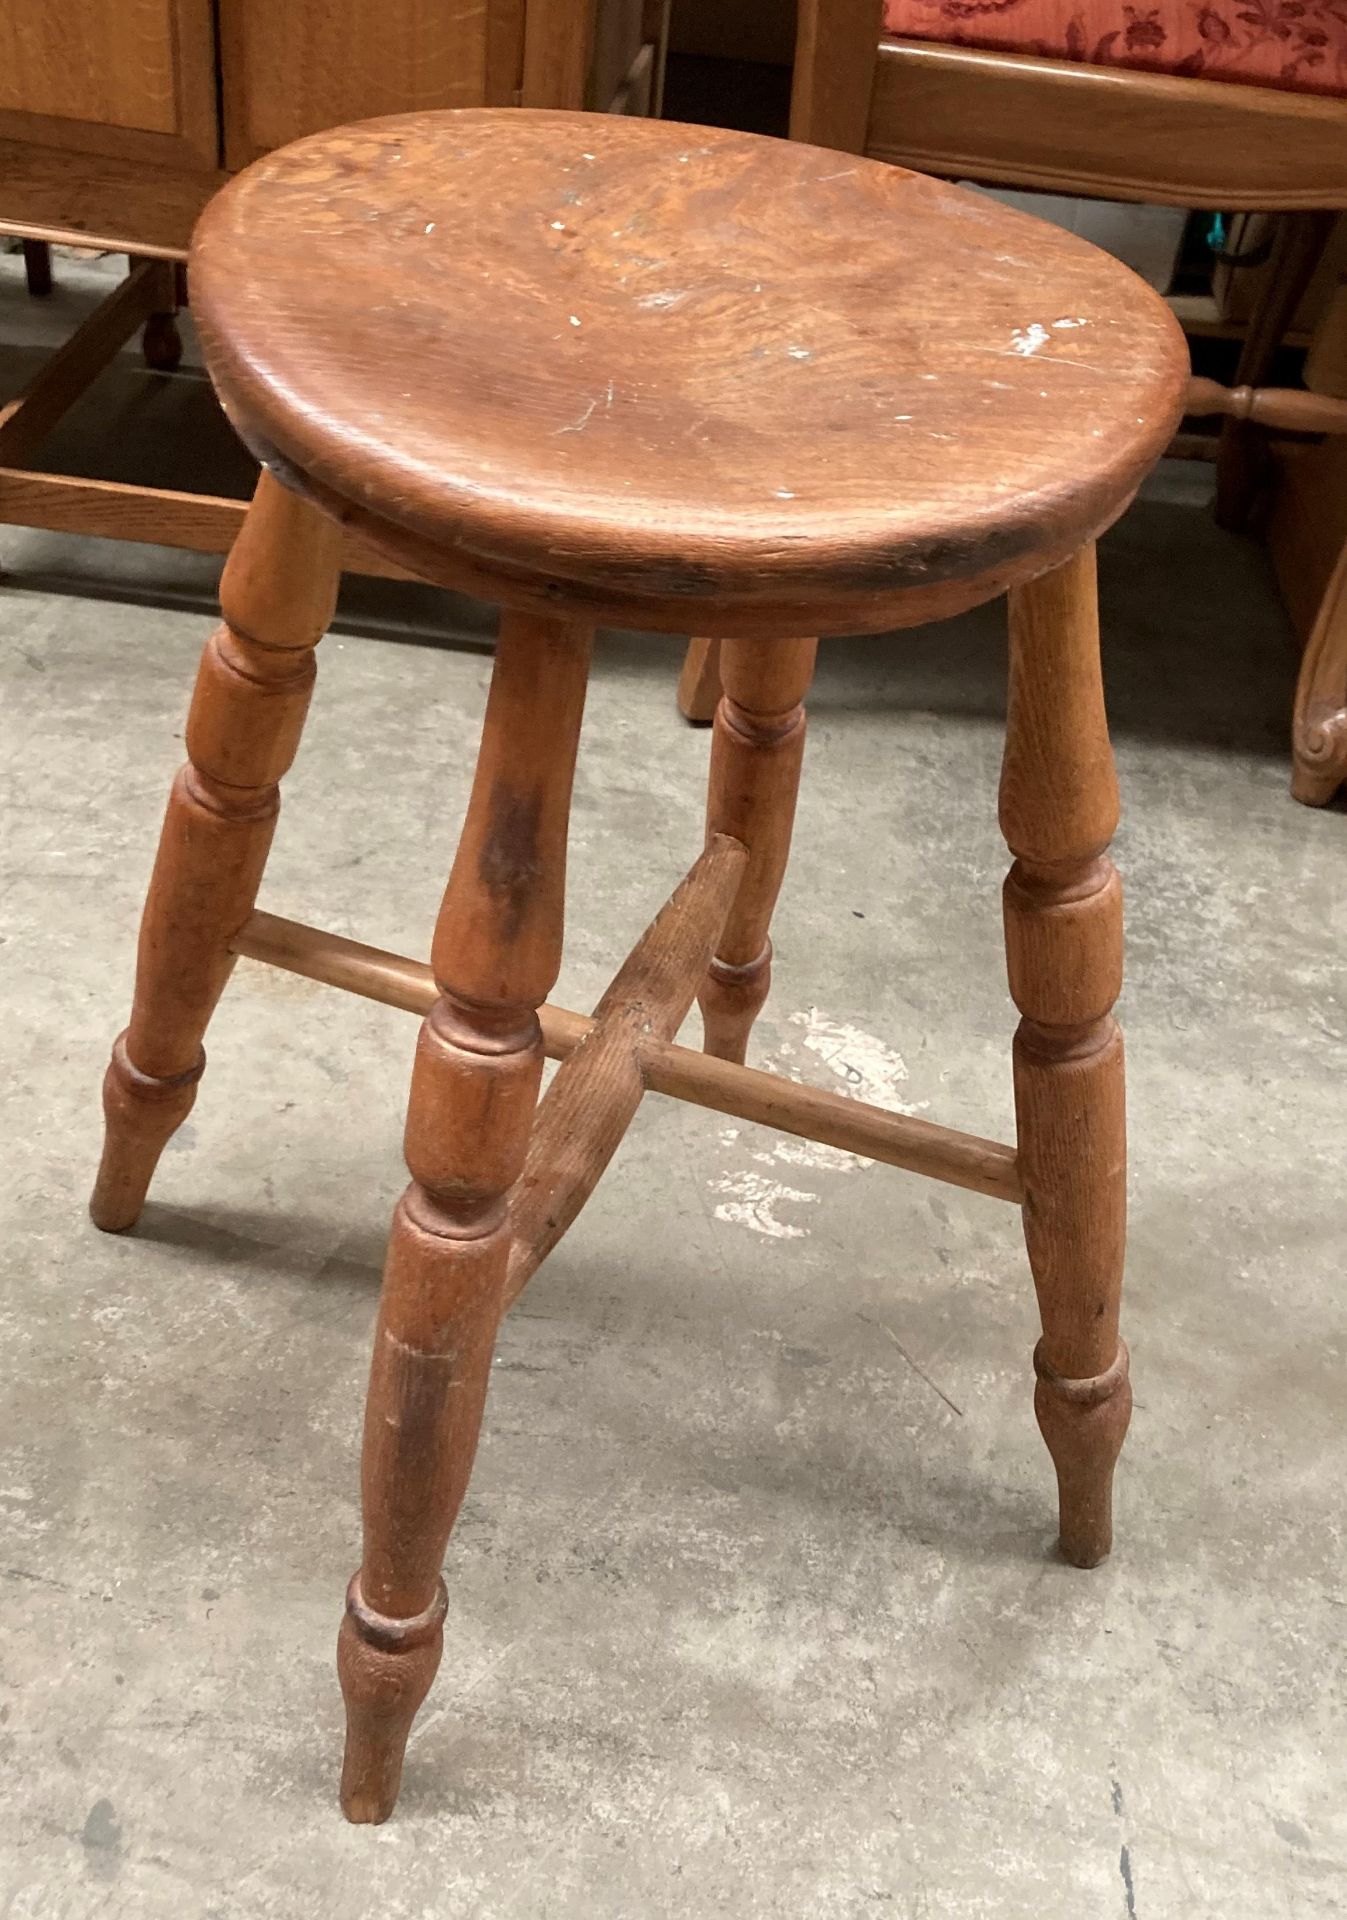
[882,0,1347,98]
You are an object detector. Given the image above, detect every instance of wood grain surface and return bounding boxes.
[0,0,186,136]
[869,41,1347,211]
[218,0,521,169]
[190,108,1188,637]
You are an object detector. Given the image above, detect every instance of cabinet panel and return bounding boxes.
[589,0,647,108]
[0,0,217,165]
[219,1,527,170]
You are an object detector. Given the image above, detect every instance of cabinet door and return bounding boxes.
[219,0,528,170]
[0,0,217,169]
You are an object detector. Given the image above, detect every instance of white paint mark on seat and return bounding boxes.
[1010,323,1051,356]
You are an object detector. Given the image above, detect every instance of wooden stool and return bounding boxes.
[90,110,1187,1822]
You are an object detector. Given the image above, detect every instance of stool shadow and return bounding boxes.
[503,1251,1054,1570]
[130,1201,384,1294]
[129,1208,1085,1571]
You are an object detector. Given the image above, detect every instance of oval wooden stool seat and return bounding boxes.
[92,105,1188,1824]
[190,109,1188,637]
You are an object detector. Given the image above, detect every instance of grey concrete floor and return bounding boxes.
[1,252,1345,1917]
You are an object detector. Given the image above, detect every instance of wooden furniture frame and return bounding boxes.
[0,253,426,581]
[89,106,1190,1820]
[680,0,1347,806]
[0,0,660,576]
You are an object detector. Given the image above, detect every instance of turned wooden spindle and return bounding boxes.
[1214,211,1338,530]
[1186,374,1347,436]
[89,471,341,1232]
[698,636,817,1065]
[1001,545,1131,1570]
[676,636,724,724]
[338,611,591,1825]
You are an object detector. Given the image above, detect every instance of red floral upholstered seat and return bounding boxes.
[882,0,1347,98]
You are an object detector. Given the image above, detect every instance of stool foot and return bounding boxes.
[1034,1341,1131,1568]
[337,1579,446,1823]
[89,1034,204,1232]
[699,636,816,1064]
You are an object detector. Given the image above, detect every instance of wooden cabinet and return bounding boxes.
[218,2,526,171]
[0,0,660,572]
[0,0,650,254]
[0,0,217,167]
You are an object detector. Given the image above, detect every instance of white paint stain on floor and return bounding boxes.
[709,1168,820,1241]
[711,1008,928,1239]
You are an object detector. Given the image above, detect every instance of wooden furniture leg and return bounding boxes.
[337,612,592,1825]
[1214,211,1337,530]
[698,636,817,1064]
[1001,546,1130,1569]
[89,472,341,1231]
[676,635,723,724]
[1292,539,1347,805]
[142,258,184,371]
[22,239,53,297]
[0,261,173,469]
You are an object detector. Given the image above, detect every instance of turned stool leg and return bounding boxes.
[90,472,341,1231]
[698,636,817,1064]
[338,612,591,1824]
[1000,545,1130,1569]
[677,636,723,724]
